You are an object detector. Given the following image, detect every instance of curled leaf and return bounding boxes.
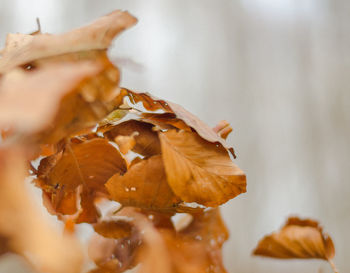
[123,88,236,157]
[0,10,137,73]
[253,217,337,272]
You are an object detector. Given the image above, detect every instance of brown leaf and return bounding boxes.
[159,130,246,206]
[179,209,229,273]
[0,10,137,73]
[37,138,127,222]
[103,120,161,157]
[0,11,137,146]
[0,62,102,136]
[88,234,123,273]
[141,112,191,131]
[123,88,236,157]
[106,155,181,210]
[88,228,142,273]
[117,208,229,273]
[167,102,235,156]
[0,235,9,256]
[253,216,335,261]
[126,89,173,112]
[94,220,132,239]
[0,147,83,273]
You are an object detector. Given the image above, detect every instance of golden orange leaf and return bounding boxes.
[253,217,337,272]
[106,155,180,210]
[37,138,127,222]
[115,208,229,273]
[122,88,236,157]
[159,130,246,206]
[103,120,161,157]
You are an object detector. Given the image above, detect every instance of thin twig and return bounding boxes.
[328,259,339,273]
[36,17,41,33]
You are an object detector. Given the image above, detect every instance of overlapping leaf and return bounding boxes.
[0,8,250,273]
[98,88,246,208]
[106,155,181,210]
[103,120,161,157]
[36,137,127,223]
[122,88,236,156]
[88,208,229,273]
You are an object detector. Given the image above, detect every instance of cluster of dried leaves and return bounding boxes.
[0,9,338,273]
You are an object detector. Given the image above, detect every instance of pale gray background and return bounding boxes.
[0,0,349,272]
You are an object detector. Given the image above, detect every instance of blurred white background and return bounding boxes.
[0,0,349,272]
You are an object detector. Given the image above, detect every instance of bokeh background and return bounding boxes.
[0,0,349,272]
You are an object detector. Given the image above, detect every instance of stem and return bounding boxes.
[328,259,339,273]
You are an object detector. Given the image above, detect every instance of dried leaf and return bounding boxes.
[88,228,141,273]
[94,220,132,239]
[160,130,246,206]
[126,89,173,112]
[116,208,229,273]
[253,217,336,261]
[88,234,123,273]
[123,88,236,157]
[0,62,101,135]
[0,147,83,273]
[141,112,191,131]
[106,155,181,210]
[179,209,229,273]
[37,138,127,222]
[104,120,161,157]
[0,10,137,73]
